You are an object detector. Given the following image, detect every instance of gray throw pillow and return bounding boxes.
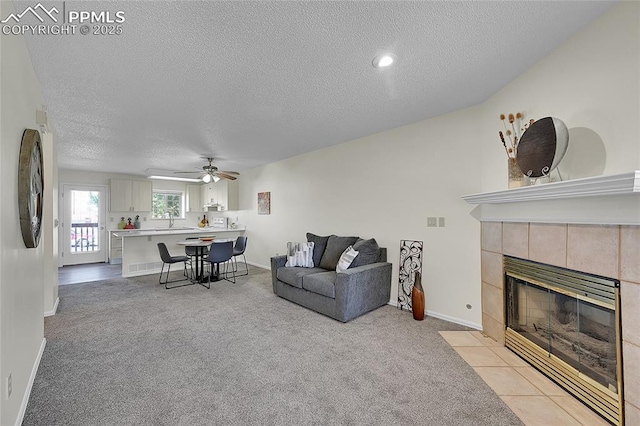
[319,235,359,270]
[349,238,380,268]
[306,233,330,267]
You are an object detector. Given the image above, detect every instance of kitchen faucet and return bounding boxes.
[168,211,174,228]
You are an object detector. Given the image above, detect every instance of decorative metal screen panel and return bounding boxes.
[397,240,423,311]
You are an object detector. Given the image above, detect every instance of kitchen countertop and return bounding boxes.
[111,227,245,237]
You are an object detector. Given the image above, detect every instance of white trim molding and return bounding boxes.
[44,297,59,317]
[462,171,640,204]
[386,300,482,330]
[16,338,46,426]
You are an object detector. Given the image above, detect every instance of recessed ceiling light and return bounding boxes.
[372,54,396,68]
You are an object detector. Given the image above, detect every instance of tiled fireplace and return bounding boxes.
[480,221,640,425]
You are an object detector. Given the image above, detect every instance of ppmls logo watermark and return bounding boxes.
[2,2,125,36]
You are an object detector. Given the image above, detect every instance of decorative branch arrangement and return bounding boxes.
[498,112,534,159]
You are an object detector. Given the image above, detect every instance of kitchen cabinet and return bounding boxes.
[186,184,202,212]
[200,180,238,211]
[109,179,152,212]
[109,231,123,264]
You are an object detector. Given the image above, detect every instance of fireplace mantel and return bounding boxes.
[461,171,640,225]
[462,171,640,204]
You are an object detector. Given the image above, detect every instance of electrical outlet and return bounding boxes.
[7,374,12,399]
[110,217,114,222]
[438,217,445,227]
[427,217,437,228]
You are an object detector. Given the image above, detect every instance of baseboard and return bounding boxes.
[426,310,482,330]
[386,300,481,330]
[44,297,59,317]
[246,260,269,270]
[15,338,46,426]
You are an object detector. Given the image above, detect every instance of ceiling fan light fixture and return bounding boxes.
[212,175,221,183]
[202,174,212,183]
[372,54,396,68]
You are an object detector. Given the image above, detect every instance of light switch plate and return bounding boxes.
[438,217,445,227]
[427,217,437,228]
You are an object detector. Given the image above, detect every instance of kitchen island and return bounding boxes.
[112,227,246,278]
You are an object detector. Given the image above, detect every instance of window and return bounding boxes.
[152,190,184,219]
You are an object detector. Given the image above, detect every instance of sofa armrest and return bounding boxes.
[334,262,392,322]
[270,255,287,293]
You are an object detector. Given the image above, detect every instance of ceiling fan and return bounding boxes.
[174,157,240,182]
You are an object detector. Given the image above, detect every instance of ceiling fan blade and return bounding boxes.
[216,172,237,181]
[173,171,200,174]
[219,170,240,175]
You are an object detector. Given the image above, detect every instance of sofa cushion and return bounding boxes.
[302,271,337,299]
[306,233,330,267]
[277,267,327,288]
[319,235,359,270]
[336,245,359,273]
[350,238,381,268]
[285,241,315,267]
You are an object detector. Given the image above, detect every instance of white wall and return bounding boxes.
[0,2,47,424]
[480,1,640,191]
[238,1,639,328]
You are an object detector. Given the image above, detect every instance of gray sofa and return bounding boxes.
[270,233,392,322]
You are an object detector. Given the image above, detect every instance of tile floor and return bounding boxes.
[440,330,611,426]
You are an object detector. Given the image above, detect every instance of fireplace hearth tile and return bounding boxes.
[490,347,529,367]
[567,224,619,279]
[454,347,509,367]
[514,366,569,396]
[470,330,502,347]
[500,396,582,426]
[438,331,484,347]
[621,225,640,283]
[473,367,543,396]
[529,223,567,268]
[549,396,611,426]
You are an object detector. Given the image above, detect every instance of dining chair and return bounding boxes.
[157,242,190,289]
[184,237,208,279]
[231,236,248,276]
[206,241,235,283]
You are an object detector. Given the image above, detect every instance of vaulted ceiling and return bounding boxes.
[20,0,615,176]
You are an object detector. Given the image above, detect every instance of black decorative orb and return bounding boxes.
[516,117,569,178]
[18,129,44,248]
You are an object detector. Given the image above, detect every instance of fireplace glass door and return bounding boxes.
[506,276,618,392]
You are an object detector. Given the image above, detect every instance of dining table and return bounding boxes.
[175,238,234,286]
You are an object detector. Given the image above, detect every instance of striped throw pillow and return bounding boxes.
[336,245,359,273]
[285,242,315,267]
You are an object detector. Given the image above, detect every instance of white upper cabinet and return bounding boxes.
[109,179,152,212]
[200,180,238,211]
[186,184,202,212]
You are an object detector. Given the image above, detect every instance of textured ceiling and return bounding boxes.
[19,0,615,176]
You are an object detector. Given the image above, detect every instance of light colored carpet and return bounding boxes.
[23,266,522,425]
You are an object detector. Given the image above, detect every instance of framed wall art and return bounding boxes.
[258,191,270,215]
